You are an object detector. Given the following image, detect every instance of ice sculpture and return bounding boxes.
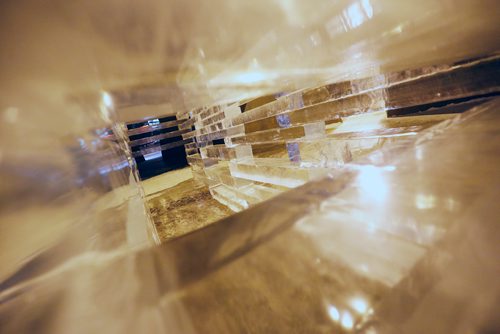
[1,0,499,333]
[182,57,499,211]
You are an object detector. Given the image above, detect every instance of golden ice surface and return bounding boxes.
[1,0,499,333]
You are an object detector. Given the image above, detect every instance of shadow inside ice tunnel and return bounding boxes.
[146,172,355,295]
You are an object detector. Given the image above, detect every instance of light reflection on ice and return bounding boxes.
[356,165,389,203]
[345,0,374,29]
[327,304,341,322]
[415,193,436,210]
[350,296,369,314]
[341,310,354,329]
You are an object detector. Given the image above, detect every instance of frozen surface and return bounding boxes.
[1,96,500,334]
[1,0,500,333]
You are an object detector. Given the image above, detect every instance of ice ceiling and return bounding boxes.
[1,0,499,114]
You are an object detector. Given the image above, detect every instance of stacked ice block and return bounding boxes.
[178,56,499,211]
